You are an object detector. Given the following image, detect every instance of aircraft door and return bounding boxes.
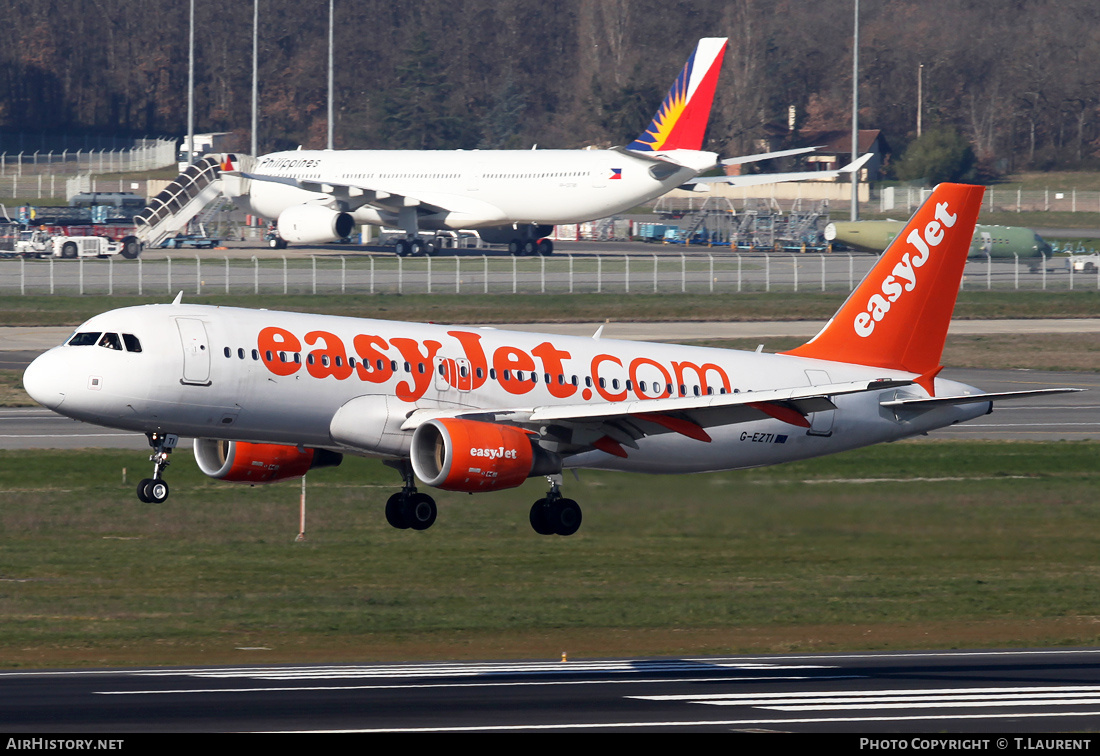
[978,231,993,256]
[467,164,484,193]
[804,369,834,437]
[433,357,472,402]
[176,317,212,386]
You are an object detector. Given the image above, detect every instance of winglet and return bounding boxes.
[171,291,183,305]
[627,38,727,153]
[781,183,985,388]
[838,153,873,174]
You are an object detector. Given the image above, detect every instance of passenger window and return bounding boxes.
[123,334,142,352]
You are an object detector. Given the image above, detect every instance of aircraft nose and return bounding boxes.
[22,350,67,410]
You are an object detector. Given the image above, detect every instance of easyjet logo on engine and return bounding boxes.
[470,446,519,460]
[853,201,957,338]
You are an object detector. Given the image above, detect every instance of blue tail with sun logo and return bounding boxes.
[626,38,728,153]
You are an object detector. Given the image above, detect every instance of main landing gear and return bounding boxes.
[507,238,553,256]
[137,432,177,504]
[380,464,582,535]
[393,237,438,257]
[383,460,437,531]
[529,475,581,536]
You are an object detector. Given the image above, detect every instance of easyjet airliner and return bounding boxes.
[22,183,1077,536]
[226,37,866,255]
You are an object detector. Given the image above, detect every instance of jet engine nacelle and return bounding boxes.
[277,204,355,244]
[193,439,343,484]
[410,418,560,493]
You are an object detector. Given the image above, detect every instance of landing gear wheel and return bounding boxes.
[138,478,169,503]
[405,492,437,531]
[550,498,582,536]
[385,492,410,529]
[508,239,522,256]
[120,236,141,259]
[529,498,556,535]
[146,479,170,504]
[537,238,553,255]
[394,239,410,256]
[522,240,538,256]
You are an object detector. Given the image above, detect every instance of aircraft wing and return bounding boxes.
[399,377,911,457]
[685,153,872,189]
[235,170,488,218]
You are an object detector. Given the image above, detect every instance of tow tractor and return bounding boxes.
[14,229,142,259]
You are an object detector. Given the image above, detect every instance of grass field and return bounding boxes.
[3,287,1099,668]
[0,442,1097,668]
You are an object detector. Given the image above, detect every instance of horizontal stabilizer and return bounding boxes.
[881,388,1083,410]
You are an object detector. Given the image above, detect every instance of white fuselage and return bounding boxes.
[24,304,988,475]
[239,148,714,230]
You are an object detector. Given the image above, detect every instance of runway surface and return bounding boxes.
[4,648,1100,732]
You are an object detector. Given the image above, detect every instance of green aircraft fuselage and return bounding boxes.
[824,220,1052,259]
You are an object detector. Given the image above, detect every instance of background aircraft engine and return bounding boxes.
[411,418,560,493]
[193,439,343,484]
[277,204,355,244]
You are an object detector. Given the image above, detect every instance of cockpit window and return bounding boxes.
[122,334,142,353]
[67,332,102,346]
[98,333,123,350]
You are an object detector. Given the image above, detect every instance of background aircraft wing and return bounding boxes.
[719,146,818,166]
[685,153,872,189]
[237,170,462,216]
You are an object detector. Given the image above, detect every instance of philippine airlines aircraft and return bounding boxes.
[23,183,1077,536]
[229,37,867,255]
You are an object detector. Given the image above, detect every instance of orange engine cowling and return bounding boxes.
[193,439,343,484]
[410,418,560,493]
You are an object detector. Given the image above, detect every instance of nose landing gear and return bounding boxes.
[137,432,177,504]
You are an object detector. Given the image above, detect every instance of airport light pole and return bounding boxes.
[252,0,259,156]
[917,62,923,139]
[327,0,334,150]
[187,0,195,166]
[850,0,859,221]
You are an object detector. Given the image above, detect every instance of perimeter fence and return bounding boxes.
[0,252,1093,297]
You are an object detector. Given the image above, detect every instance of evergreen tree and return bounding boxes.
[894,128,977,184]
[378,31,468,149]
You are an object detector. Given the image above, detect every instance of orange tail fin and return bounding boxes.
[782,183,985,389]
